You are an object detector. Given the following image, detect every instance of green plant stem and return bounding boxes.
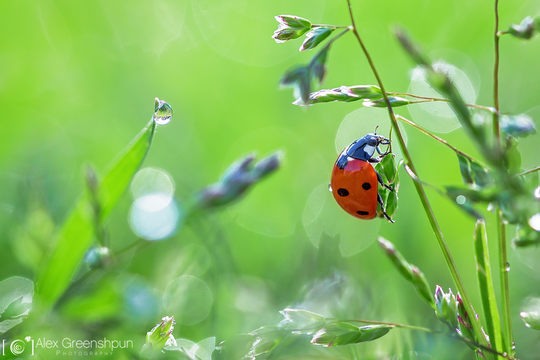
[395,115,480,164]
[389,92,496,113]
[493,0,513,355]
[497,211,512,354]
[344,0,487,349]
[518,166,540,176]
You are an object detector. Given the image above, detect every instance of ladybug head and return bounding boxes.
[345,133,390,161]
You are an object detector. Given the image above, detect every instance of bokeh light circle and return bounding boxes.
[162,275,214,325]
[407,61,477,133]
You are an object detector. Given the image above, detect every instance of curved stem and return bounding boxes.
[345,0,486,348]
[519,166,540,176]
[389,92,497,113]
[395,115,481,164]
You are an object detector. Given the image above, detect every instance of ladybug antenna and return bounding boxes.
[374,125,379,135]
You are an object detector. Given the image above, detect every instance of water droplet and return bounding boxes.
[328,184,332,192]
[528,213,540,231]
[534,186,540,200]
[505,262,511,272]
[153,97,173,125]
[455,195,467,205]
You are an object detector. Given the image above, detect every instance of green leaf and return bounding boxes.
[500,113,536,137]
[309,45,330,84]
[470,161,491,187]
[310,322,392,346]
[505,16,539,39]
[275,15,312,30]
[273,15,312,43]
[378,237,434,308]
[457,154,474,185]
[281,66,311,105]
[474,220,504,352]
[300,27,334,51]
[384,189,399,219]
[0,276,34,334]
[294,85,382,105]
[376,153,398,184]
[363,96,410,108]
[36,117,157,308]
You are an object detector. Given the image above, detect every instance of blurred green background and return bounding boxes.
[1,0,539,358]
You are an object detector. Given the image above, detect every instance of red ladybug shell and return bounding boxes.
[330,158,378,219]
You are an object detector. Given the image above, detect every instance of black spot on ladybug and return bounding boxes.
[357,210,369,216]
[362,182,371,190]
[337,188,349,197]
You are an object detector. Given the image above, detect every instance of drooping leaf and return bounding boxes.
[36,114,158,308]
[300,27,334,51]
[310,322,392,346]
[281,66,311,105]
[457,154,474,185]
[309,45,330,83]
[378,237,434,307]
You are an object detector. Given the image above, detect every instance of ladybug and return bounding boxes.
[330,133,394,222]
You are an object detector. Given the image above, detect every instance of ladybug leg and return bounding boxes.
[376,171,394,192]
[377,193,394,223]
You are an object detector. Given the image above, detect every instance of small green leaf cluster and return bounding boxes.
[375,155,400,220]
[396,30,539,247]
[273,15,350,104]
[378,237,433,307]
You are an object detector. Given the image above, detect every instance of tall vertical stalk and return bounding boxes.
[344,0,487,348]
[493,0,513,355]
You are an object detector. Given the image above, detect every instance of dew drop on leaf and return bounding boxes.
[534,186,540,200]
[455,195,467,205]
[505,262,511,272]
[153,97,173,125]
